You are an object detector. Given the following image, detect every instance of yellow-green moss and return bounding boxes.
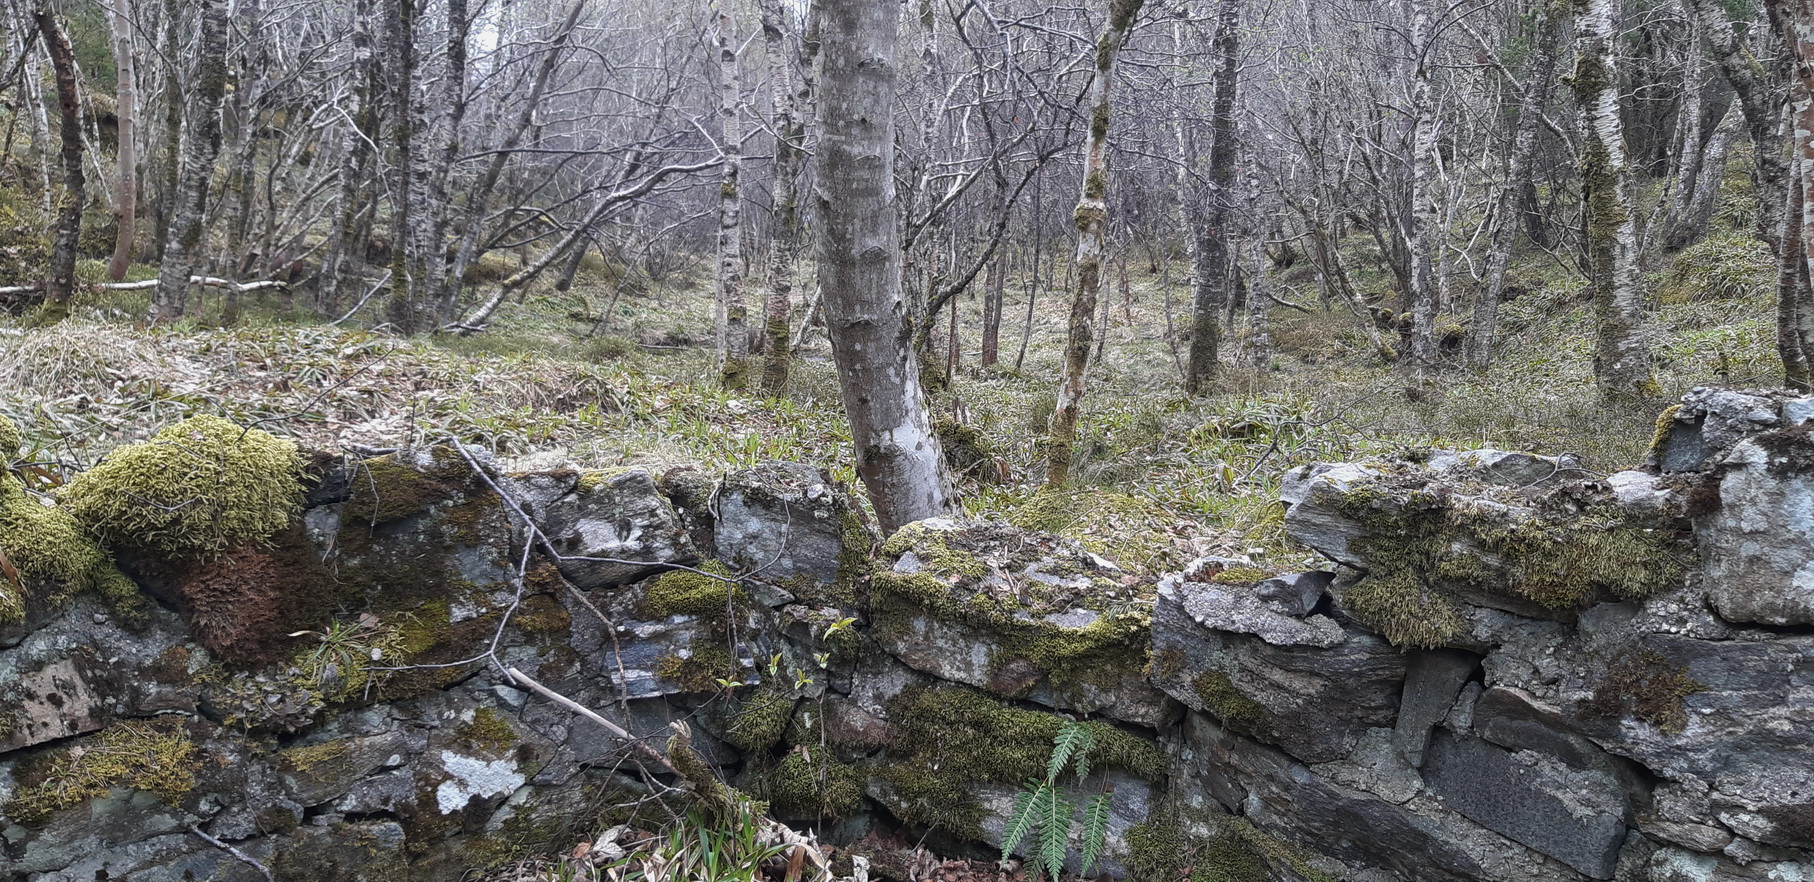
[3,719,200,825]
[766,749,866,818]
[831,510,873,605]
[1007,487,1179,574]
[60,415,304,559]
[0,415,19,459]
[1193,671,1269,733]
[1647,404,1683,462]
[280,738,352,773]
[879,523,987,580]
[640,562,746,618]
[343,455,459,525]
[458,708,519,755]
[654,642,742,693]
[1208,566,1269,586]
[0,474,140,625]
[723,684,796,753]
[1341,571,1466,650]
[879,685,1166,838]
[575,467,636,494]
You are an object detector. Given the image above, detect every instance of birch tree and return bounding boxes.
[29,2,81,321]
[714,6,751,389]
[1768,0,1814,390]
[1044,0,1145,485]
[151,0,229,322]
[1571,0,1654,398]
[816,0,956,533]
[1183,0,1242,396]
[104,0,138,282]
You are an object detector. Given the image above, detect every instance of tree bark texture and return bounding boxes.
[1044,0,1144,485]
[32,2,83,318]
[1697,0,1790,252]
[105,0,137,282]
[1572,0,1654,398]
[815,0,955,533]
[758,0,814,395]
[151,0,228,322]
[1773,0,1814,390]
[1184,0,1241,396]
[1401,0,1440,370]
[715,6,751,389]
[316,0,381,316]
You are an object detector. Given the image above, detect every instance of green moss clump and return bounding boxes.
[766,749,866,819]
[0,475,130,624]
[0,415,19,459]
[724,685,796,753]
[61,415,304,559]
[3,719,200,825]
[343,455,460,525]
[1192,671,1269,733]
[1125,813,1191,882]
[458,708,519,755]
[1007,486,1181,574]
[654,642,741,694]
[640,562,746,618]
[1208,566,1269,586]
[281,738,352,773]
[879,685,1166,838]
[880,523,987,580]
[1581,649,1704,734]
[1646,404,1683,463]
[1341,571,1466,650]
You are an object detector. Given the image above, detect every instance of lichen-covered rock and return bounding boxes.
[868,518,1172,726]
[1696,432,1814,625]
[1151,565,1405,764]
[712,462,869,601]
[516,466,698,588]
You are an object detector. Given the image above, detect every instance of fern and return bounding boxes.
[1079,791,1113,874]
[1003,720,1115,880]
[1001,782,1045,860]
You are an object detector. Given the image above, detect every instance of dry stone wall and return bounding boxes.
[1,388,1812,882]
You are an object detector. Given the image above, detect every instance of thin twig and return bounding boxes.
[505,666,678,774]
[187,825,275,882]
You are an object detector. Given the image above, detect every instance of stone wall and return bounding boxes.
[2,388,1812,882]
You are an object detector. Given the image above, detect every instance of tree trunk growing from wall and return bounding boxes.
[151,0,228,322]
[1572,0,1655,399]
[1184,0,1241,396]
[815,0,955,534]
[715,7,750,390]
[32,3,82,322]
[1044,0,1144,485]
[104,0,137,282]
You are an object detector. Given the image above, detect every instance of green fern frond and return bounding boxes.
[1035,786,1074,881]
[1080,791,1113,874]
[1049,720,1094,782]
[1001,781,1046,861]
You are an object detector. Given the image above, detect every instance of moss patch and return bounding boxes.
[61,415,305,559]
[879,685,1165,837]
[723,683,796,753]
[1192,671,1269,734]
[0,473,139,625]
[640,562,746,618]
[3,718,201,825]
[457,708,519,755]
[1580,649,1703,734]
[766,748,866,819]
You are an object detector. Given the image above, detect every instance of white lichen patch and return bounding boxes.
[435,750,524,814]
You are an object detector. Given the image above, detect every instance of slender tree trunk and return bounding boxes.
[758,0,815,395]
[413,0,467,318]
[1673,104,1739,247]
[1401,0,1440,370]
[1698,0,1790,251]
[383,0,421,332]
[1773,0,1814,389]
[981,247,1005,366]
[32,2,83,320]
[816,0,955,533]
[151,0,181,263]
[151,0,228,322]
[317,0,380,317]
[1573,0,1655,398]
[1468,0,1564,368]
[105,0,137,282]
[715,6,751,389]
[1044,0,1145,486]
[1184,0,1241,395]
[1014,177,1042,372]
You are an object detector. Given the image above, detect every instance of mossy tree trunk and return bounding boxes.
[815,0,956,533]
[1044,0,1145,485]
[1183,0,1241,397]
[715,6,751,390]
[1696,0,1790,253]
[1571,0,1655,399]
[1399,0,1440,372]
[150,0,227,323]
[1772,0,1814,390]
[104,0,137,282]
[32,1,83,321]
[1468,0,1564,369]
[757,0,814,394]
[382,0,421,332]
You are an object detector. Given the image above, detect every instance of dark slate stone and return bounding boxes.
[1658,418,1711,473]
[1392,649,1479,767]
[1255,571,1334,617]
[1424,730,1630,879]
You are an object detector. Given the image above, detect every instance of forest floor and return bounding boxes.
[0,232,1781,577]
